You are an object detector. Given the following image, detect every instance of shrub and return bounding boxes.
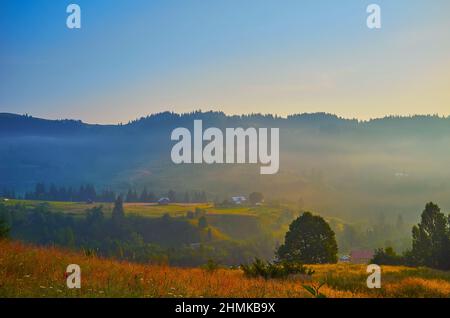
[241,258,314,280]
[371,247,404,265]
[202,259,220,273]
[0,216,9,239]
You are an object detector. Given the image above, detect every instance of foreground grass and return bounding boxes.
[1,240,449,298]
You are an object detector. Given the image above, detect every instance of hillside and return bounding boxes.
[2,112,450,223]
[0,199,293,266]
[1,240,449,298]
[1,199,412,259]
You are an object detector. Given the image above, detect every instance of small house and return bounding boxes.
[158,197,170,205]
[231,196,246,205]
[189,243,201,249]
[350,250,374,264]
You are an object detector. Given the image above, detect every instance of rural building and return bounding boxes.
[350,250,374,264]
[231,196,246,205]
[158,197,170,205]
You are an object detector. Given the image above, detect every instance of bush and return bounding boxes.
[241,258,314,280]
[371,247,404,265]
[202,259,220,273]
[0,216,9,239]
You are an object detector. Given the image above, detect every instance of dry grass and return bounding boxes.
[1,240,449,298]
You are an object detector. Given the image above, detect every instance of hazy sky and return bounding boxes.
[1,0,449,123]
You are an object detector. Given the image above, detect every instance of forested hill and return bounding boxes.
[1,111,450,221]
[2,111,450,135]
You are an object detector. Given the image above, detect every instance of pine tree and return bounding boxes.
[198,216,208,229]
[140,187,149,202]
[184,191,190,203]
[0,217,9,239]
[168,190,176,203]
[412,202,450,270]
[112,196,125,224]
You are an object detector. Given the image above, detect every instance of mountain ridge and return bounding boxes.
[1,111,450,221]
[2,111,450,136]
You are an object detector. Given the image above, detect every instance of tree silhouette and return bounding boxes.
[0,217,9,238]
[140,187,149,203]
[412,202,450,270]
[277,212,338,264]
[111,196,125,224]
[249,192,264,205]
[198,216,208,229]
[168,190,176,203]
[184,191,190,203]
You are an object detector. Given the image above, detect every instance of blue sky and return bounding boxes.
[1,0,449,123]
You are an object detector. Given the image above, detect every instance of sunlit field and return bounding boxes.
[1,199,295,240]
[1,240,449,298]
[3,200,272,218]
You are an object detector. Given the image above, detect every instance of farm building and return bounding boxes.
[231,196,246,205]
[350,250,374,264]
[158,197,170,205]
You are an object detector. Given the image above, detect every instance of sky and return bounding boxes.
[1,0,449,124]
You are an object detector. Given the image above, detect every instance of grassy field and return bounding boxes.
[1,240,449,298]
[2,199,297,241]
[3,199,280,218]
[2,199,212,217]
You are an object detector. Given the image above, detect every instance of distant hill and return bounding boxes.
[1,111,450,221]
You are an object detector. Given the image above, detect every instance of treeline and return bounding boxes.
[0,199,200,265]
[1,183,209,203]
[0,199,271,266]
[371,202,450,271]
[332,212,411,255]
[23,183,113,202]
